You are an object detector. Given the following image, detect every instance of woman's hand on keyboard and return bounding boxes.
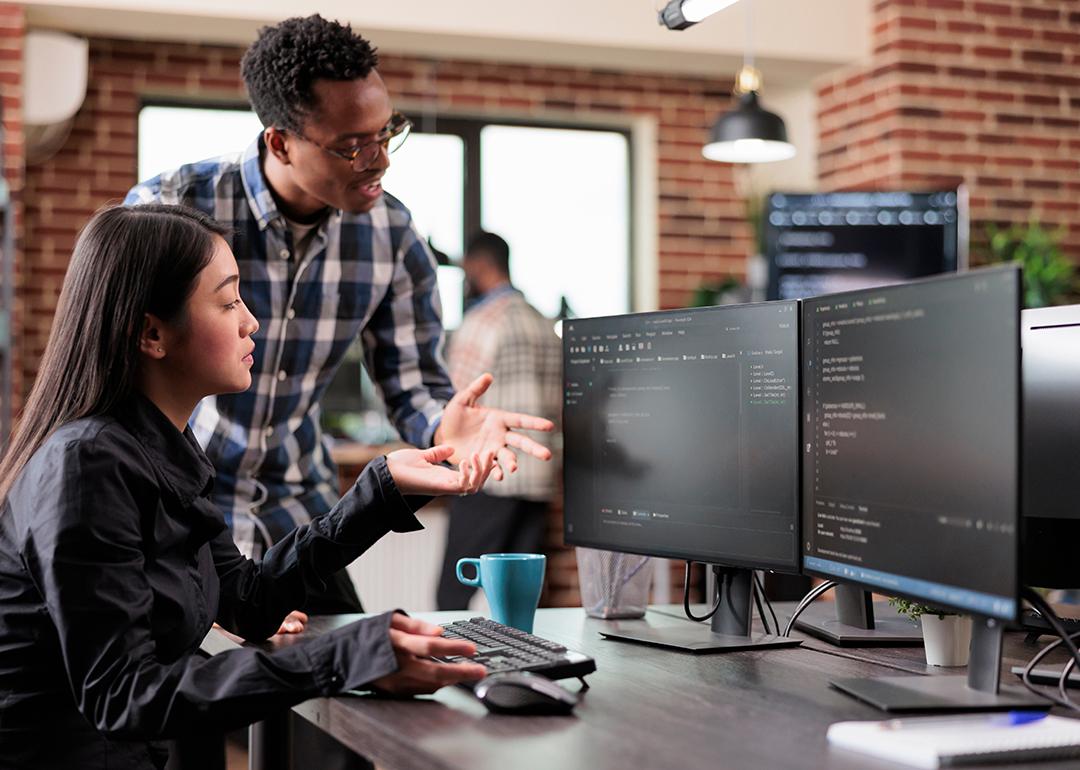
[370,614,487,695]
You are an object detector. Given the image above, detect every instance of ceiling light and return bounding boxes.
[659,0,740,30]
[702,70,796,164]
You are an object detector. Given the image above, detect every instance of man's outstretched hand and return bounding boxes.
[434,373,554,480]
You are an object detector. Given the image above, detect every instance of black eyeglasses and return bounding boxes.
[291,112,412,172]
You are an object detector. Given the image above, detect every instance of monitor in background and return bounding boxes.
[765,190,966,301]
[802,266,1039,712]
[1022,304,1080,590]
[563,302,801,652]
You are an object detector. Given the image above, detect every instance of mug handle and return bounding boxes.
[456,558,482,587]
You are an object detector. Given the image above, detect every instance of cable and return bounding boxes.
[1019,588,1080,712]
[752,576,771,635]
[683,561,721,622]
[782,580,838,637]
[781,580,837,637]
[1019,631,1078,711]
[755,571,779,636]
[751,571,778,636]
[1059,654,1076,706]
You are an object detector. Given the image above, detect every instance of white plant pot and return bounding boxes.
[920,614,973,667]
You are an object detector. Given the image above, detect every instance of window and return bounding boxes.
[138,105,262,181]
[480,125,630,319]
[384,117,632,320]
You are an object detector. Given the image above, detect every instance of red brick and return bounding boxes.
[1044,117,1080,130]
[899,16,937,30]
[1019,6,1059,21]
[974,90,1014,103]
[948,66,988,79]
[994,24,1037,40]
[974,45,1013,59]
[946,20,986,33]
[1040,30,1080,45]
[1022,49,1064,64]
[973,1,1013,16]
[1047,73,1080,87]
[1024,179,1061,191]
[1023,93,1060,107]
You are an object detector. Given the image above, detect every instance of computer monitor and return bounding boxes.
[1021,304,1080,589]
[563,301,802,652]
[765,190,967,301]
[802,266,1040,711]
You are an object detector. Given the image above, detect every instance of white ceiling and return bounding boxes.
[22,0,871,85]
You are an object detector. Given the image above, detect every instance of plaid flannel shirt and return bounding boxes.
[447,286,562,501]
[125,135,453,557]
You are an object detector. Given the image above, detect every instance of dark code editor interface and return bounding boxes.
[563,302,799,571]
[802,268,1019,619]
[766,191,960,300]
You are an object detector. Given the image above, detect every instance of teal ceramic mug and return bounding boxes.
[456,553,546,633]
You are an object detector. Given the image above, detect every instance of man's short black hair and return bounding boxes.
[241,14,379,133]
[465,231,511,277]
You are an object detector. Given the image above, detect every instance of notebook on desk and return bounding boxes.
[827,714,1080,768]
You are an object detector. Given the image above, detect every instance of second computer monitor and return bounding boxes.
[563,301,800,572]
[800,266,1036,712]
[1021,304,1080,589]
[801,267,1020,621]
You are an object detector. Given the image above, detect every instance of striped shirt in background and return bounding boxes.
[126,135,453,558]
[447,286,562,501]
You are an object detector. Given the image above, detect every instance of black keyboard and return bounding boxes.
[436,617,596,681]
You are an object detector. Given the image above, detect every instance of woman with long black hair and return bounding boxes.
[0,204,492,769]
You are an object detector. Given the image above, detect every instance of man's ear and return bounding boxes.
[138,313,167,359]
[265,127,292,166]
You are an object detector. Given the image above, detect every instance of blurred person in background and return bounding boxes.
[437,232,563,610]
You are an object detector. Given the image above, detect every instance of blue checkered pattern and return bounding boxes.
[126,135,453,557]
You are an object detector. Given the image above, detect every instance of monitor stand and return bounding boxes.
[794,583,923,646]
[599,567,801,653]
[830,615,1048,712]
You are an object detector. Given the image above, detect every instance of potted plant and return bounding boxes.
[985,220,1077,308]
[889,597,973,667]
[690,277,745,308]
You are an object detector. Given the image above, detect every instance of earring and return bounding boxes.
[157,347,163,353]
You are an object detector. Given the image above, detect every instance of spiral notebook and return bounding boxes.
[827,714,1080,768]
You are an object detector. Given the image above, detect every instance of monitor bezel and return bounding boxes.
[798,265,1022,622]
[561,299,803,575]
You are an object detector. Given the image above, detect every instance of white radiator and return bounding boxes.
[345,504,490,615]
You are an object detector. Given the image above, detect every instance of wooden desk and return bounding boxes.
[204,607,1077,770]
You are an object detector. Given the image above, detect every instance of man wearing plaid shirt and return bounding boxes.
[126,15,552,615]
[436,232,563,610]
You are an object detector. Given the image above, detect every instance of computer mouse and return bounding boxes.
[473,671,579,715]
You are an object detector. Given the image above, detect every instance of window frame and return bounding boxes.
[404,112,635,315]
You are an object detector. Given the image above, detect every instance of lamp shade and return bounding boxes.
[702,91,796,164]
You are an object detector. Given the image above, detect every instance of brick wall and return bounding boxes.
[817,0,1080,261]
[0,3,22,425]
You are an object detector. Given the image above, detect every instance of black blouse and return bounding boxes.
[0,394,425,770]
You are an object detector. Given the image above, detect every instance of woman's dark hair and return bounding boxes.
[0,203,229,503]
[241,14,380,134]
